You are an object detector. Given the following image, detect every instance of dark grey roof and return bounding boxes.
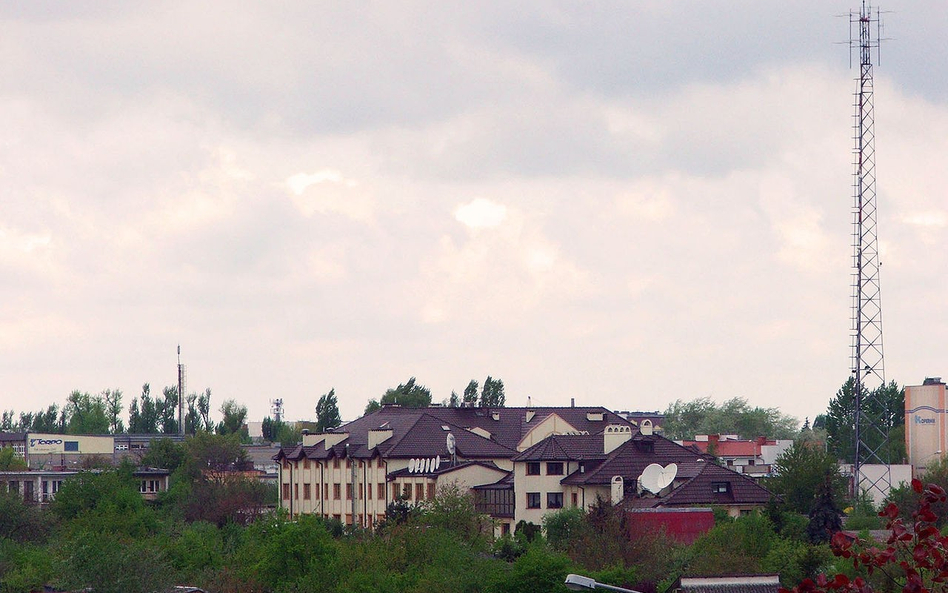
[277,405,631,462]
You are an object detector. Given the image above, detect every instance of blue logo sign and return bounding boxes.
[914,415,936,425]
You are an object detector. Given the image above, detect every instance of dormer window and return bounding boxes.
[711,482,731,494]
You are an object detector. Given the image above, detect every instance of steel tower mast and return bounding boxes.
[850,1,889,499]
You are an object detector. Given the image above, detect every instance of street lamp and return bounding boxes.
[565,574,644,593]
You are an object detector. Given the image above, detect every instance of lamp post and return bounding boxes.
[565,574,643,593]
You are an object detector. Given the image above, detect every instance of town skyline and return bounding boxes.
[2,2,947,428]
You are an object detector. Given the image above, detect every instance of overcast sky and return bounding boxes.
[2,2,946,430]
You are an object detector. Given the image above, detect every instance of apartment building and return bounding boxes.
[275,405,773,532]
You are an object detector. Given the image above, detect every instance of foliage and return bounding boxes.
[217,399,249,440]
[768,440,848,515]
[782,480,948,593]
[884,455,948,527]
[0,490,49,543]
[686,512,778,576]
[416,482,492,545]
[807,472,844,544]
[464,379,479,405]
[480,375,506,407]
[0,448,26,471]
[494,545,574,593]
[53,530,174,593]
[102,388,125,433]
[140,436,188,472]
[366,377,433,414]
[0,541,54,593]
[50,464,160,538]
[543,507,588,552]
[315,388,342,433]
[662,396,798,440]
[823,378,905,464]
[235,514,339,593]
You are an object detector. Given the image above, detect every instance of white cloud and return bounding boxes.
[454,198,508,230]
[285,170,374,223]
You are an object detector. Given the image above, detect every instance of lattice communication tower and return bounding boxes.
[849,1,889,499]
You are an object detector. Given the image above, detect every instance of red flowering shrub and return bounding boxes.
[781,479,948,593]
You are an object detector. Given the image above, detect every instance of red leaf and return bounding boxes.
[912,478,924,493]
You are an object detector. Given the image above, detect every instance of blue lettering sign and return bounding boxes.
[914,415,936,425]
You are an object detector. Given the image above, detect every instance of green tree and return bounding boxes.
[140,437,188,472]
[823,378,905,464]
[217,399,248,440]
[480,376,506,407]
[102,388,124,434]
[0,448,26,471]
[463,379,479,405]
[366,377,432,413]
[160,386,179,434]
[663,396,798,440]
[128,383,159,434]
[315,388,342,433]
[64,391,110,435]
[767,440,847,515]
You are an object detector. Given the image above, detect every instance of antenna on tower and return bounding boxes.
[848,1,890,500]
[270,398,284,424]
[177,345,187,436]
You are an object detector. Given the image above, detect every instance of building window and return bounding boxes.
[546,462,564,475]
[547,492,563,509]
[304,459,310,469]
[526,462,541,475]
[333,458,340,469]
[427,483,435,500]
[571,492,578,507]
[415,483,424,500]
[747,459,755,466]
[324,484,329,500]
[346,459,351,469]
[314,483,320,499]
[282,484,290,499]
[501,522,511,536]
[378,483,386,500]
[294,484,299,499]
[711,482,730,494]
[304,484,311,500]
[526,492,541,509]
[367,483,372,499]
[392,484,400,499]
[333,483,341,499]
[346,483,353,500]
[403,483,412,499]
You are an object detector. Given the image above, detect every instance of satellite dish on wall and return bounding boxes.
[408,458,417,473]
[446,433,456,455]
[424,458,432,472]
[638,463,664,494]
[435,455,441,470]
[657,463,678,489]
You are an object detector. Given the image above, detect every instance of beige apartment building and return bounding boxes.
[275,405,772,532]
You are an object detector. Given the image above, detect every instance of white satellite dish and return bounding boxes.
[424,458,432,472]
[638,463,664,494]
[446,432,456,456]
[657,463,677,489]
[435,455,441,470]
[408,458,417,473]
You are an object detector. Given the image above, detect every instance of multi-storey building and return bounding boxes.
[275,404,773,532]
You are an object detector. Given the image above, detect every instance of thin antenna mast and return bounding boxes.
[177,345,187,436]
[849,1,889,499]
